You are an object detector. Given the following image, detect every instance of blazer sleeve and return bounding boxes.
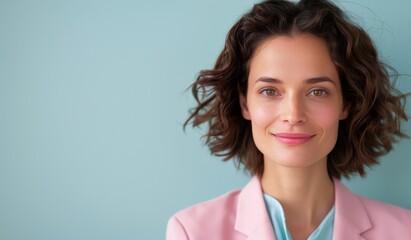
[166,216,189,240]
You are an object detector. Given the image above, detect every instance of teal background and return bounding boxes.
[0,0,410,239]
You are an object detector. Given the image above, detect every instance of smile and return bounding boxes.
[272,133,316,145]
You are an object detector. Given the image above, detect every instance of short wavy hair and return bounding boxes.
[185,0,408,179]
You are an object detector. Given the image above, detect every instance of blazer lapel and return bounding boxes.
[234,176,276,240]
[234,177,372,240]
[332,179,372,240]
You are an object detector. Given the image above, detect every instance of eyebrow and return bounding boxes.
[254,76,336,85]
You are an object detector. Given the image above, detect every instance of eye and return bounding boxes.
[308,89,328,97]
[260,88,280,96]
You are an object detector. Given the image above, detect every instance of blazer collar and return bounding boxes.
[234,176,373,240]
[332,178,372,240]
[234,176,276,240]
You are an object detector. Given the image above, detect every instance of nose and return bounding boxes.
[280,94,306,125]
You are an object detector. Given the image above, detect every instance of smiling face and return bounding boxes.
[240,34,347,170]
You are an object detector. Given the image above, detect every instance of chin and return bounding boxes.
[265,154,327,169]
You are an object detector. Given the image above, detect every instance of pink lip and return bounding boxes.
[273,133,315,145]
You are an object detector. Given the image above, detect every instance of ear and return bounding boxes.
[240,94,251,120]
[339,103,350,120]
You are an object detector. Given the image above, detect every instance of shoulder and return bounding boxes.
[173,188,241,223]
[353,193,411,237]
[359,196,411,226]
[333,179,411,237]
[166,189,243,240]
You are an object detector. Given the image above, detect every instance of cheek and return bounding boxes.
[249,104,277,128]
[312,107,342,130]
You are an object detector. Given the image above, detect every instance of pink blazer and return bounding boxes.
[167,177,411,240]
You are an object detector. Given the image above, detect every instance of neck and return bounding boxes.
[261,158,334,239]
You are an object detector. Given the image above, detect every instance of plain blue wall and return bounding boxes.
[1,0,410,239]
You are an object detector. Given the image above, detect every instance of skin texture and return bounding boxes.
[240,33,348,240]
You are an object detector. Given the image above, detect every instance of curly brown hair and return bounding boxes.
[184,0,408,179]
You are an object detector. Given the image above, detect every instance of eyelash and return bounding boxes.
[308,89,329,97]
[260,88,280,96]
[259,88,329,97]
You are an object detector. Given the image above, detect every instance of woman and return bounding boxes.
[167,0,411,239]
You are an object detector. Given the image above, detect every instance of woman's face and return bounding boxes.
[241,34,347,169]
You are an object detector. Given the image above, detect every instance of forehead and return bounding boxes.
[248,34,338,82]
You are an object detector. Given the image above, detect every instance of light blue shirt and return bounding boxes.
[263,193,335,240]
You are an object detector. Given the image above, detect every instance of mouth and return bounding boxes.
[272,133,316,145]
